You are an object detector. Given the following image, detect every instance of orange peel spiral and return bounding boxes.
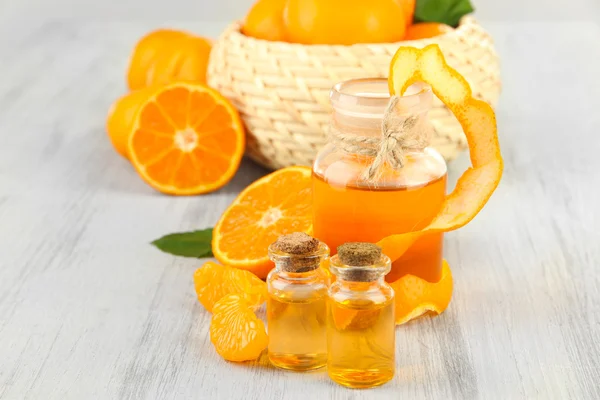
[378,44,503,262]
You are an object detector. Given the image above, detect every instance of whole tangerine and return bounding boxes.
[127,29,212,91]
[405,22,453,40]
[396,0,416,28]
[284,0,406,45]
[243,0,288,41]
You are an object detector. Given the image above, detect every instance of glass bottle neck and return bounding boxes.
[274,267,322,282]
[335,277,387,291]
[329,78,433,143]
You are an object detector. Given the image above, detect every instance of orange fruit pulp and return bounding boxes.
[193,261,267,312]
[284,0,406,45]
[210,294,269,362]
[212,166,313,279]
[127,82,245,195]
[127,29,212,91]
[312,172,446,283]
[405,22,453,40]
[243,0,288,41]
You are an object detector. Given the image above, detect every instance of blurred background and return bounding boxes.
[2,0,599,21]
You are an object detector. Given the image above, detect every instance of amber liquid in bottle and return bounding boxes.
[267,283,328,370]
[327,246,395,388]
[267,237,330,371]
[312,78,447,283]
[313,171,446,282]
[328,295,395,388]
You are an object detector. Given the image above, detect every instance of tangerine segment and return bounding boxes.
[128,82,245,195]
[212,166,313,279]
[210,294,269,362]
[193,261,267,312]
[379,45,503,262]
[391,259,452,325]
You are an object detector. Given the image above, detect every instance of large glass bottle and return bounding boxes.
[312,78,447,283]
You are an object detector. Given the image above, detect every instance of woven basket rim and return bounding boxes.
[226,15,479,48]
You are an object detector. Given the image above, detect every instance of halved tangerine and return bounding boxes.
[212,166,313,279]
[127,82,245,195]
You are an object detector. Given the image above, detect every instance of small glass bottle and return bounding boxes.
[327,242,395,388]
[267,232,330,371]
[312,78,447,283]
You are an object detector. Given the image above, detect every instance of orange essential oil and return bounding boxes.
[327,243,395,388]
[267,233,330,371]
[312,78,447,283]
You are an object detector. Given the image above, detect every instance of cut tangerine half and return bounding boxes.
[193,261,267,312]
[212,166,313,279]
[378,44,503,262]
[391,260,453,325]
[210,294,269,362]
[127,82,245,195]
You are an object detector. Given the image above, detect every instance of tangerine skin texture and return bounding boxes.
[284,0,406,45]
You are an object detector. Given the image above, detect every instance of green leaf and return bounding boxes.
[415,0,474,27]
[151,228,214,258]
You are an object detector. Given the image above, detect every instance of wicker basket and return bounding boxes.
[207,17,501,170]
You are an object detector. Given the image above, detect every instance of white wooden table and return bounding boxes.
[1,1,599,398]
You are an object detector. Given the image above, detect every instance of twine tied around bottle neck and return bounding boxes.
[329,95,430,181]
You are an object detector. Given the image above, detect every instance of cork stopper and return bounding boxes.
[334,242,385,282]
[269,233,325,273]
[337,243,382,266]
[272,232,319,255]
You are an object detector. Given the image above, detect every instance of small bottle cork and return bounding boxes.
[271,232,322,273]
[336,242,384,282]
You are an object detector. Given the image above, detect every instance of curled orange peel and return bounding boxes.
[391,259,453,325]
[378,44,503,262]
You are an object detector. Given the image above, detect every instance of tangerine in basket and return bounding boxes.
[212,166,313,279]
[243,0,287,41]
[210,294,269,362]
[396,0,416,28]
[284,0,406,45]
[193,261,267,312]
[405,22,452,40]
[127,82,245,195]
[127,29,212,90]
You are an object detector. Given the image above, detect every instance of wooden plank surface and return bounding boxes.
[0,1,599,399]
